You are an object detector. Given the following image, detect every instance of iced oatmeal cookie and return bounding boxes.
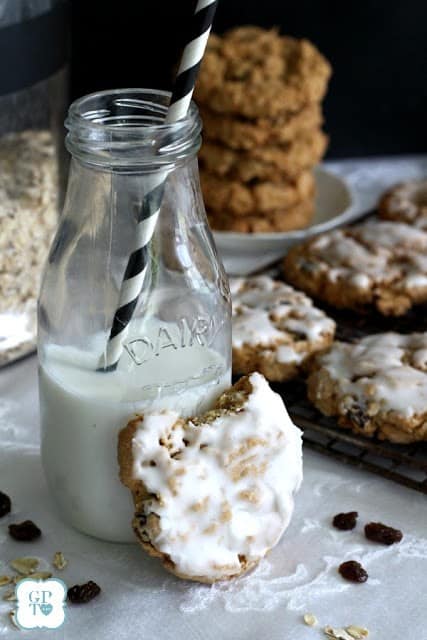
[284,221,427,316]
[195,27,331,118]
[231,276,336,381]
[118,373,303,583]
[378,179,427,226]
[307,332,427,443]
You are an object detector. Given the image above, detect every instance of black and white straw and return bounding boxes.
[100,0,218,371]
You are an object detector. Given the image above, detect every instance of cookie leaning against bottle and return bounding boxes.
[118,373,303,583]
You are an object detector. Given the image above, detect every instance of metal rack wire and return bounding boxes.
[257,217,427,494]
[275,380,427,495]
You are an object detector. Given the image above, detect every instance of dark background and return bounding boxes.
[70,0,427,158]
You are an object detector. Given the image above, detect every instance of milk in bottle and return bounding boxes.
[38,89,231,542]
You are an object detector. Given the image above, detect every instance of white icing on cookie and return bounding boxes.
[317,332,427,418]
[231,276,335,364]
[130,372,303,580]
[308,221,427,291]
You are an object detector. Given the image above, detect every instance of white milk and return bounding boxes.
[39,340,230,542]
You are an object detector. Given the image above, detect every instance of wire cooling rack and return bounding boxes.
[274,379,427,495]
[265,252,427,495]
[252,212,427,494]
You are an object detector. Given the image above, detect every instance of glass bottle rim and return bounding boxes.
[65,88,202,170]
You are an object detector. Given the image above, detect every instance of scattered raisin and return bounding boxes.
[338,560,368,583]
[8,520,41,541]
[364,521,403,545]
[0,491,11,517]
[67,581,101,604]
[332,511,358,531]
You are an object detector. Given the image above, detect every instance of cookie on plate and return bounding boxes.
[378,179,427,226]
[118,373,303,583]
[201,170,315,215]
[195,27,331,119]
[284,221,427,316]
[307,332,427,443]
[199,103,323,151]
[231,276,336,380]
[199,132,328,183]
[208,199,315,233]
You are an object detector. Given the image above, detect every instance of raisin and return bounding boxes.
[346,406,368,428]
[364,521,403,545]
[8,520,41,541]
[338,560,368,583]
[332,511,358,531]
[0,491,11,517]
[67,581,101,604]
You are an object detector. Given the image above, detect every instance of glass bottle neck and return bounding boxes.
[64,88,202,172]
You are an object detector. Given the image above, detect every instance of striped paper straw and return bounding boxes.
[99,0,218,371]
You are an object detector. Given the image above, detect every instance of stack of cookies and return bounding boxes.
[194,26,332,233]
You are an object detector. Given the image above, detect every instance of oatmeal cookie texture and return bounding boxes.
[199,132,328,183]
[195,27,331,119]
[0,129,57,362]
[195,26,331,233]
[231,276,335,381]
[208,199,314,233]
[284,221,427,316]
[307,332,427,443]
[201,170,315,215]
[118,373,303,583]
[378,178,427,226]
[199,103,323,151]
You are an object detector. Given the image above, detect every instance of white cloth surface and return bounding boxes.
[1,157,427,639]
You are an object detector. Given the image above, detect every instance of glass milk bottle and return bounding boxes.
[38,89,231,542]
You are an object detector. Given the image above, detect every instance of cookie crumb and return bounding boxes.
[0,575,12,587]
[3,589,17,602]
[53,552,68,571]
[303,612,318,626]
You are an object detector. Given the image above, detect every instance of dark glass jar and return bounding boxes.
[0,0,69,365]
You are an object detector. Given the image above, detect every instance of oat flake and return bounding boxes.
[346,626,369,639]
[303,612,318,626]
[53,551,68,571]
[10,557,39,575]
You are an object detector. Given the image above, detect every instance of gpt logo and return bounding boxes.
[15,578,66,629]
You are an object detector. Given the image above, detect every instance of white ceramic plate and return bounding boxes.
[213,166,362,275]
